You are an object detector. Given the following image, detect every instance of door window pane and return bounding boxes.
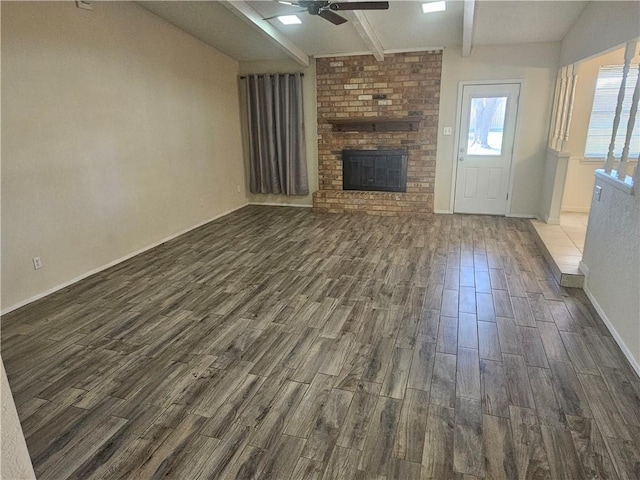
[467,96,508,155]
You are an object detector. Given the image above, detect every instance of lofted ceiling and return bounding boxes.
[139,0,589,63]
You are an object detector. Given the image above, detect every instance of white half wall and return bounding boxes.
[238,58,319,206]
[540,149,570,223]
[1,2,248,310]
[434,43,560,215]
[582,173,640,373]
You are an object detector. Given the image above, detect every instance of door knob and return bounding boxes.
[458,156,464,162]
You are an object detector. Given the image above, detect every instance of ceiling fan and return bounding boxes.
[274,1,390,25]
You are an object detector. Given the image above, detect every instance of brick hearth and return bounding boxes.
[312,51,442,216]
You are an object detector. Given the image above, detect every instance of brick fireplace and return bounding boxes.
[312,51,442,216]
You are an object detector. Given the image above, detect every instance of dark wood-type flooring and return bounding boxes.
[2,206,639,479]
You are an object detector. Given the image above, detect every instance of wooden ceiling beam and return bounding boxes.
[462,0,476,57]
[350,11,385,61]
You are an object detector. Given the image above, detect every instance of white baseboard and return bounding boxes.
[583,281,640,378]
[578,260,589,276]
[561,207,590,213]
[1,203,249,316]
[248,202,312,208]
[543,214,561,225]
[507,213,539,219]
[433,210,537,218]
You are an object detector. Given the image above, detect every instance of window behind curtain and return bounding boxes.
[584,64,640,159]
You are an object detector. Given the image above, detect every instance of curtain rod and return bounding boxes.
[240,73,305,79]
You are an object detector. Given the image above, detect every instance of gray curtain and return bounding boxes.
[245,73,308,196]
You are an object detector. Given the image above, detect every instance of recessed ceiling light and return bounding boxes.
[278,15,302,25]
[422,1,446,14]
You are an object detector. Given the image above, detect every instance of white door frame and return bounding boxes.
[448,79,524,215]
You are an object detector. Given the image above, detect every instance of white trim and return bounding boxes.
[581,157,607,165]
[595,169,635,195]
[314,47,444,59]
[314,51,376,59]
[248,202,312,208]
[449,81,466,211]
[582,157,637,165]
[1,204,249,316]
[583,282,640,378]
[543,215,561,225]
[579,259,589,276]
[505,82,524,216]
[383,47,444,55]
[506,213,538,219]
[561,207,591,213]
[434,209,453,215]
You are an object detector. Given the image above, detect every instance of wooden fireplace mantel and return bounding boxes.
[324,117,423,133]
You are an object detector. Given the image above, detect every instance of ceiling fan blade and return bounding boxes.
[329,1,389,11]
[318,9,348,24]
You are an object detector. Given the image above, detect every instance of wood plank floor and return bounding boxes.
[2,205,639,479]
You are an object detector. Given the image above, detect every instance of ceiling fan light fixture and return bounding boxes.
[422,1,446,14]
[278,14,302,25]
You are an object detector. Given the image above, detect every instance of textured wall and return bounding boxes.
[1,2,247,310]
[313,51,442,215]
[560,1,640,67]
[1,359,35,479]
[582,175,640,371]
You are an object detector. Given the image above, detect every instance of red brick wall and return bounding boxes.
[313,51,442,215]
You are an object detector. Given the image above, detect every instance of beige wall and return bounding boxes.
[562,47,627,213]
[434,43,560,216]
[238,59,318,206]
[1,2,247,311]
[561,159,598,213]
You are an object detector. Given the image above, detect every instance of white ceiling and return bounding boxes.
[141,1,289,61]
[139,0,589,63]
[473,0,589,45]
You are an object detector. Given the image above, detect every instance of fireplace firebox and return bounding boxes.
[342,149,408,193]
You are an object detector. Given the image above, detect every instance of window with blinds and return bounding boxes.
[584,64,640,159]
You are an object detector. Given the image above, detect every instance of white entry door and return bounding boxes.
[454,83,520,215]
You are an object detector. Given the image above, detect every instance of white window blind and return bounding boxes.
[584,64,640,159]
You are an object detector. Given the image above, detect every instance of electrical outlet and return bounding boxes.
[236,185,241,194]
[32,257,42,270]
[443,127,453,136]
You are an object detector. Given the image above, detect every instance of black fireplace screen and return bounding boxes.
[342,149,408,193]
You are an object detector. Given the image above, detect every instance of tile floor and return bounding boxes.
[530,213,588,277]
